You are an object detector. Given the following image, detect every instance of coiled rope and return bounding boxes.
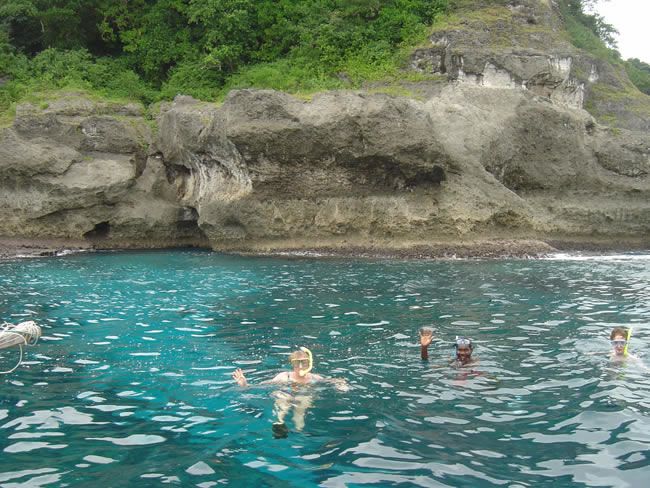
[0,321,42,374]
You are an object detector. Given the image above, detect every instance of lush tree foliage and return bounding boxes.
[0,0,447,110]
[625,58,650,95]
[559,0,618,49]
[558,0,650,95]
[0,0,647,114]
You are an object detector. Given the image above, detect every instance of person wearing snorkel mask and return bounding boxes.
[608,327,646,364]
[452,336,478,367]
[610,327,630,361]
[232,348,323,387]
[232,347,349,438]
[419,327,478,367]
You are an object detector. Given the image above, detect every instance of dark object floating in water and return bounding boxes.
[272,422,289,439]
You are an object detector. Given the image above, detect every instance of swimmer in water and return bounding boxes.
[233,348,323,387]
[610,327,631,361]
[451,336,479,368]
[419,328,479,368]
[232,347,349,438]
[608,327,646,364]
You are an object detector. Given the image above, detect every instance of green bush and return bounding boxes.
[557,1,649,96]
[161,59,224,101]
[0,48,158,113]
[624,58,650,96]
[558,0,619,63]
[0,0,449,112]
[222,59,344,96]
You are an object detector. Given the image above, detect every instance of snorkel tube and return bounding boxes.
[624,328,633,357]
[298,347,313,377]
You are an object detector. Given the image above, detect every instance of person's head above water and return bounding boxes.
[454,336,473,364]
[610,327,630,357]
[289,347,313,377]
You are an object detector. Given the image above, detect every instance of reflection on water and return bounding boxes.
[1,251,649,487]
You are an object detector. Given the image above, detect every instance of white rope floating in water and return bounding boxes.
[0,321,42,374]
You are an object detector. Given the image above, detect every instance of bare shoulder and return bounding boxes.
[266,372,291,384]
[310,373,325,382]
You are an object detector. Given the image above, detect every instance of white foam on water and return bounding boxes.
[4,442,68,453]
[0,468,58,483]
[8,432,65,439]
[186,462,216,476]
[87,405,134,412]
[191,365,234,370]
[87,434,166,446]
[83,455,116,464]
[50,367,73,373]
[544,253,650,262]
[356,320,389,327]
[152,416,183,422]
[77,391,99,399]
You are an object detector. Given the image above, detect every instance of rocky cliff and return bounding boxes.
[0,0,648,256]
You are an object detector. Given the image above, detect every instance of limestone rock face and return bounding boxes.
[0,86,648,252]
[0,94,208,246]
[150,88,648,250]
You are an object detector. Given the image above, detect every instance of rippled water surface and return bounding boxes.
[1,251,650,487]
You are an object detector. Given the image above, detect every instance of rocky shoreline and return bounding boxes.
[229,239,556,260]
[2,237,648,262]
[0,237,93,260]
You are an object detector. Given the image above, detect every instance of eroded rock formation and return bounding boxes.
[1,84,647,254]
[0,95,208,247]
[0,0,648,254]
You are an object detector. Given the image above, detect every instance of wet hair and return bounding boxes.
[610,327,629,340]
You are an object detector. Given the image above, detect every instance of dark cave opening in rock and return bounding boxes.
[83,221,111,240]
[405,165,447,188]
[177,207,210,244]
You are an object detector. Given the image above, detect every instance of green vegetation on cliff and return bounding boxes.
[0,0,648,120]
[625,58,650,96]
[558,0,650,95]
[0,0,447,113]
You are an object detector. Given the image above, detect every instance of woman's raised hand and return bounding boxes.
[232,368,248,387]
[420,332,434,347]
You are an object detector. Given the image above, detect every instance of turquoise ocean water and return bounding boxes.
[1,250,649,487]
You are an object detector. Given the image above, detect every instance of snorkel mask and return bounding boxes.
[291,347,313,377]
[454,337,473,349]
